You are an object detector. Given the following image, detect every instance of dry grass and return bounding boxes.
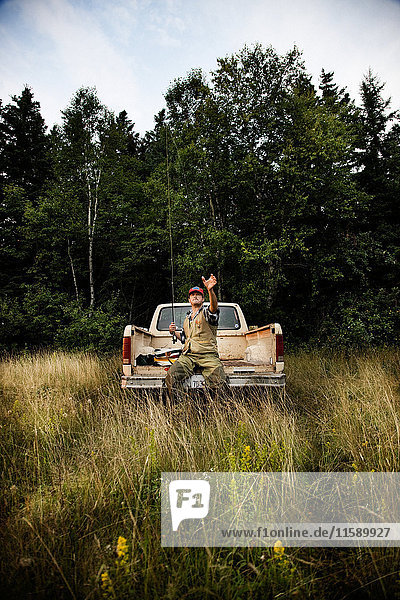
[0,350,112,394]
[1,348,400,599]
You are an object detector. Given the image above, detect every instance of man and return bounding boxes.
[165,273,227,397]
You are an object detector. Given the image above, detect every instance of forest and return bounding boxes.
[1,43,399,351]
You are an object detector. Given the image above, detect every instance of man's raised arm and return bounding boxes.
[202,274,218,313]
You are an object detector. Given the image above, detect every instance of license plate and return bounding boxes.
[191,379,204,388]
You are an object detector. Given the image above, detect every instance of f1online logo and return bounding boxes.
[169,480,210,531]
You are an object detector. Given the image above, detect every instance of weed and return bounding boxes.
[1,349,400,598]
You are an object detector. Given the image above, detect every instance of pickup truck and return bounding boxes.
[121,303,285,390]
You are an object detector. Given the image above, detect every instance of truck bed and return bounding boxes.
[130,359,274,375]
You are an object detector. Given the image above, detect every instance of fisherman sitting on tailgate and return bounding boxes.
[165,273,227,396]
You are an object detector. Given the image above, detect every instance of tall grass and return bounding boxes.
[1,349,400,599]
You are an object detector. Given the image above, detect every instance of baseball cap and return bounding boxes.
[188,286,204,296]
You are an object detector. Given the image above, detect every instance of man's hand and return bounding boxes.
[169,322,181,341]
[202,274,217,292]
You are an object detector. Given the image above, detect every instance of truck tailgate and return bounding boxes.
[121,362,285,389]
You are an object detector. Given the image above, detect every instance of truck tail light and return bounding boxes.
[276,334,284,362]
[123,336,131,364]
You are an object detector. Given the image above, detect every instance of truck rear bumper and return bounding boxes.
[121,373,286,390]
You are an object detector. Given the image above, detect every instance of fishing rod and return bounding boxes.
[165,125,176,344]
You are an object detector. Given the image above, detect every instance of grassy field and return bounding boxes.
[1,349,400,599]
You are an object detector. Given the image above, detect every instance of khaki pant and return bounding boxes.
[165,352,227,396]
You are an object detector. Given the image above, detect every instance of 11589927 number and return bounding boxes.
[333,527,390,538]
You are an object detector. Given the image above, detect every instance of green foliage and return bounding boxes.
[0,294,26,351]
[318,288,400,347]
[1,47,399,349]
[54,301,125,351]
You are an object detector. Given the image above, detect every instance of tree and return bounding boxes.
[357,70,397,199]
[319,69,350,106]
[163,45,308,306]
[352,70,400,328]
[54,87,116,308]
[0,86,50,199]
[357,71,399,249]
[0,87,51,347]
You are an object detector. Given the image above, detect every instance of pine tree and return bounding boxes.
[319,69,350,106]
[357,69,396,196]
[0,87,50,298]
[0,86,50,200]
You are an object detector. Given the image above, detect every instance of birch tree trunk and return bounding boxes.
[67,238,79,302]
[87,168,101,309]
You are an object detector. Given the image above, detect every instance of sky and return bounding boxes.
[0,0,399,135]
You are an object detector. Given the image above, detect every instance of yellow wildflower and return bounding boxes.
[101,570,113,596]
[115,536,129,574]
[241,445,252,470]
[273,540,285,558]
[116,536,128,559]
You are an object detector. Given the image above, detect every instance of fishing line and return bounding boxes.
[165,125,176,343]
[168,125,190,200]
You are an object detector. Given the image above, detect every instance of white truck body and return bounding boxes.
[121,302,285,390]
